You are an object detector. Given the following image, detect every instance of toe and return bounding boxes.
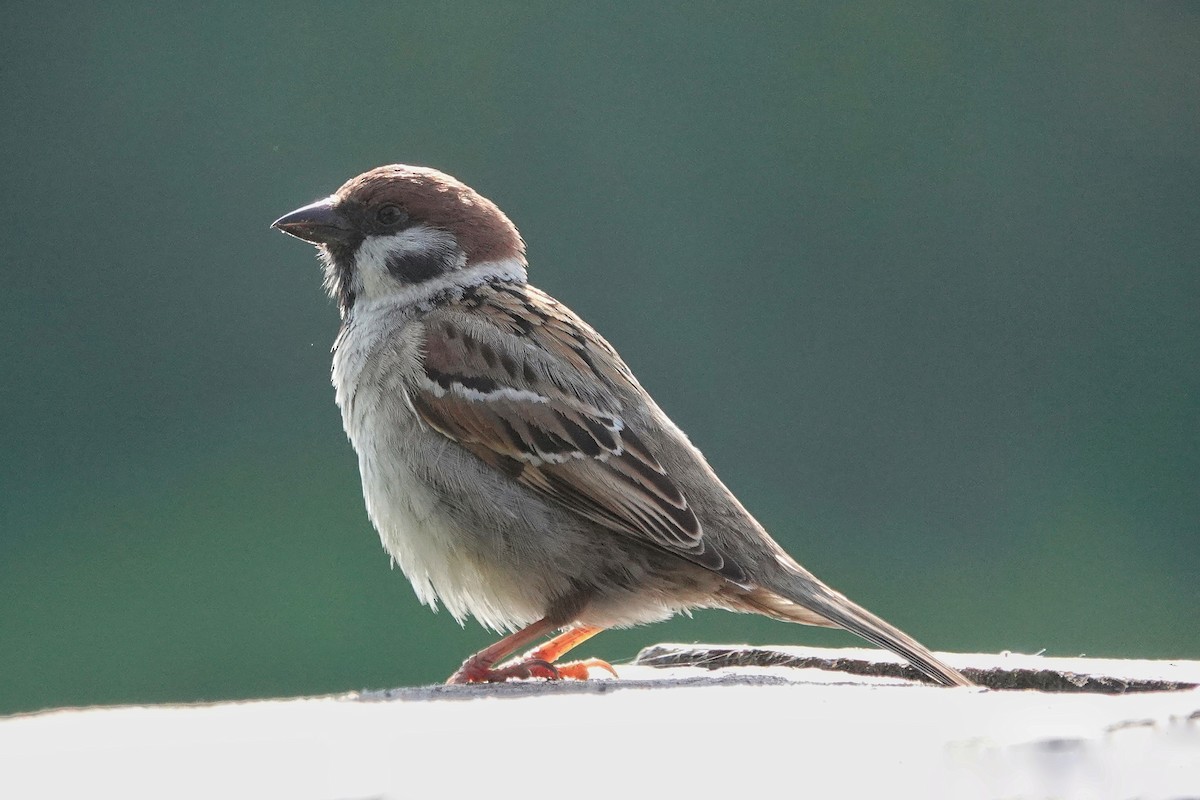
[553,658,619,680]
[447,658,561,684]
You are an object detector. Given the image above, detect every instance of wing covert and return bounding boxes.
[408,283,738,578]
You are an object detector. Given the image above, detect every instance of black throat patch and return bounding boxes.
[385,243,456,285]
[321,243,360,319]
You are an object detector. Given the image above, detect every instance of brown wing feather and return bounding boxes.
[409,282,736,577]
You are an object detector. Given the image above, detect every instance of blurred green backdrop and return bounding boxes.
[2,3,1197,715]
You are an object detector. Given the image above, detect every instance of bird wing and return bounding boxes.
[408,281,742,581]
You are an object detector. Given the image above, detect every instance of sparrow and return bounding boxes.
[272,165,972,687]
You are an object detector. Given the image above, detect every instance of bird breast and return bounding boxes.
[330,303,554,629]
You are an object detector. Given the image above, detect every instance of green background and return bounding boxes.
[2,3,1197,715]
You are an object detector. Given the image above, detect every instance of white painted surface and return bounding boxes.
[1,651,1197,800]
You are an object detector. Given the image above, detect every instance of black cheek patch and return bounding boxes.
[385,250,449,284]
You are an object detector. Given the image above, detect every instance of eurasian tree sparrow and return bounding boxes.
[272,165,972,687]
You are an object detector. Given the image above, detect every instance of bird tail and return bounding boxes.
[743,562,973,687]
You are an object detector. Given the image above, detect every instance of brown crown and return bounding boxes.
[336,165,526,265]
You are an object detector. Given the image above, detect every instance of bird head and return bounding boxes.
[273,165,526,316]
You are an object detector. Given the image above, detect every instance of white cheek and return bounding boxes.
[352,226,463,298]
[347,225,528,312]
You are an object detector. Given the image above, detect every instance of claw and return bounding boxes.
[512,658,561,681]
[443,620,614,684]
[447,657,562,684]
[447,656,617,684]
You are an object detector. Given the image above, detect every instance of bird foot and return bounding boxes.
[550,658,619,681]
[447,656,617,684]
[447,657,558,684]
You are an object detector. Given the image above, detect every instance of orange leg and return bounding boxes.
[446,618,557,684]
[446,620,615,684]
[522,625,616,680]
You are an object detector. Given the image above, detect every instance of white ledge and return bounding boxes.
[2,646,1198,800]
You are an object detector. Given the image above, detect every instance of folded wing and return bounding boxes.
[408,283,742,581]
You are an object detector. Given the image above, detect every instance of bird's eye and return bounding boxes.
[375,204,407,228]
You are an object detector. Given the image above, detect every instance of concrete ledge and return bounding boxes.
[2,646,1198,800]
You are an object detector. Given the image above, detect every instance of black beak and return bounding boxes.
[271,197,355,246]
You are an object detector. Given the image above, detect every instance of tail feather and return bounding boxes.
[746,568,972,687]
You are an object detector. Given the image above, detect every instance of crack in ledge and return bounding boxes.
[633,645,1198,694]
